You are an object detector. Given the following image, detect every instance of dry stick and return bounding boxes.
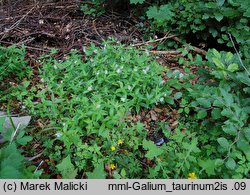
[132,33,177,47]
[92,20,105,41]
[172,36,207,56]
[0,4,37,41]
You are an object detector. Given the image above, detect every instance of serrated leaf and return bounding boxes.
[227,63,238,72]
[197,110,207,119]
[56,155,77,179]
[198,159,216,176]
[143,139,163,160]
[217,137,230,149]
[86,162,106,179]
[212,57,224,69]
[147,4,174,22]
[226,158,236,170]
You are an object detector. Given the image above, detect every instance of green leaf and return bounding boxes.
[147,4,174,22]
[237,138,249,154]
[222,123,237,136]
[226,158,236,170]
[197,110,207,119]
[120,168,126,178]
[143,139,163,160]
[225,52,234,62]
[211,108,221,119]
[216,0,225,6]
[243,127,250,141]
[215,159,224,167]
[214,12,223,21]
[212,57,224,69]
[196,98,211,108]
[17,136,33,146]
[86,162,106,179]
[217,137,230,149]
[174,92,182,99]
[0,116,5,133]
[56,155,77,179]
[212,49,221,59]
[198,159,216,176]
[227,63,238,72]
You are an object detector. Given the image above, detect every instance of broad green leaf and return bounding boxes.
[216,0,225,6]
[147,4,174,22]
[143,139,163,160]
[212,57,224,69]
[211,108,221,119]
[215,159,224,167]
[222,123,237,136]
[212,49,221,59]
[197,110,207,119]
[217,137,230,149]
[237,138,249,154]
[225,52,233,61]
[196,98,211,108]
[17,136,33,146]
[227,63,238,72]
[174,92,182,99]
[56,155,77,179]
[214,12,224,21]
[86,162,106,179]
[226,158,236,170]
[198,159,216,176]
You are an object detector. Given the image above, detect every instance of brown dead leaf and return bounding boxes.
[170,120,179,128]
[150,110,157,121]
[153,107,163,113]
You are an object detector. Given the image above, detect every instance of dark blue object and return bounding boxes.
[154,137,165,146]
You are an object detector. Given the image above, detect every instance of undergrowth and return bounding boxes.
[1,40,249,178]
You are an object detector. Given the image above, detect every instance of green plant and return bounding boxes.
[16,40,171,178]
[178,49,250,178]
[131,0,250,60]
[0,45,28,82]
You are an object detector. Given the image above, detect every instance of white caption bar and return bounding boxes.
[0,179,249,195]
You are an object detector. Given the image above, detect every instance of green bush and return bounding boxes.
[0,45,27,82]
[176,49,250,178]
[130,0,250,60]
[17,40,171,178]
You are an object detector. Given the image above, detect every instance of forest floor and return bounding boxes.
[0,0,198,177]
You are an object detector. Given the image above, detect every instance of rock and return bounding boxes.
[0,111,31,143]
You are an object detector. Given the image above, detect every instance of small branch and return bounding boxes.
[146,50,181,55]
[173,37,207,56]
[132,33,178,47]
